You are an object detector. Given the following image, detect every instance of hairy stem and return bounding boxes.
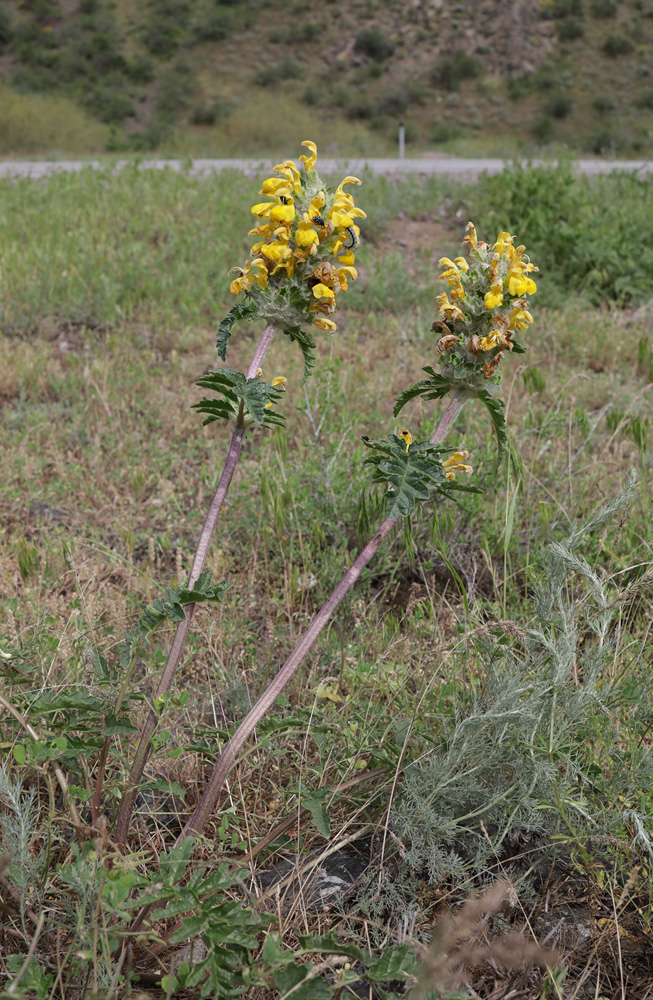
[114,325,276,843]
[178,392,466,842]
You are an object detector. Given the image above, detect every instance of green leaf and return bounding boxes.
[393,368,450,416]
[364,435,448,519]
[301,790,331,838]
[283,325,316,383]
[297,933,368,964]
[194,368,286,427]
[13,744,26,765]
[366,944,418,982]
[478,390,508,462]
[274,963,331,1000]
[216,301,258,362]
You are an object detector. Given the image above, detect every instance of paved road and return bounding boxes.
[0,157,651,180]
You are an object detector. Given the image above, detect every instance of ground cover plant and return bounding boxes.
[0,160,652,998]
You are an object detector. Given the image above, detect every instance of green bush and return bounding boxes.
[354,26,394,61]
[545,93,574,117]
[556,17,585,38]
[193,6,237,42]
[85,84,135,122]
[602,34,634,55]
[346,98,375,120]
[547,0,583,16]
[531,114,555,142]
[0,7,12,47]
[191,100,230,125]
[473,163,653,305]
[431,49,479,91]
[590,0,618,15]
[593,94,617,112]
[377,88,409,116]
[23,0,62,25]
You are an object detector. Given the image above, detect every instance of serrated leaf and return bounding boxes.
[194,368,286,427]
[393,369,450,416]
[216,301,258,361]
[283,325,316,383]
[364,436,447,519]
[478,390,508,462]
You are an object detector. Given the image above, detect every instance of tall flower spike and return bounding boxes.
[434,220,538,385]
[228,140,364,342]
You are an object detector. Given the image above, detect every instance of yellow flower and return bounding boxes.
[229,258,268,295]
[443,450,473,480]
[493,231,515,255]
[438,256,469,274]
[271,375,287,388]
[299,140,317,172]
[336,250,356,267]
[251,192,296,223]
[436,292,466,322]
[484,281,504,310]
[509,303,534,333]
[507,272,537,297]
[312,282,336,300]
[272,160,301,195]
[397,427,413,452]
[336,265,357,291]
[464,221,478,249]
[295,213,320,250]
[478,329,508,352]
[313,317,337,333]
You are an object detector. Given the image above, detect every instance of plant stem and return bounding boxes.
[114,325,276,843]
[177,391,466,842]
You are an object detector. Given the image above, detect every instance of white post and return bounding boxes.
[398,121,405,160]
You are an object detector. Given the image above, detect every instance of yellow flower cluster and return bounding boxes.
[434,222,538,380]
[230,140,365,336]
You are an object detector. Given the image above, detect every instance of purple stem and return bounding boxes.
[177,391,466,842]
[114,325,276,843]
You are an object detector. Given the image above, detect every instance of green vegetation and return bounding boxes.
[1,164,652,996]
[0,0,652,156]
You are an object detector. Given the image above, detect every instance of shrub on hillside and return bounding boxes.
[0,7,12,47]
[545,0,583,17]
[590,0,618,15]
[354,26,394,61]
[545,93,574,117]
[602,34,634,55]
[556,17,585,38]
[431,50,479,91]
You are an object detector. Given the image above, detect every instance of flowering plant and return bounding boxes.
[219,140,365,378]
[394,223,539,462]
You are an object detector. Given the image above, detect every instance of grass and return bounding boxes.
[1,164,652,997]
[0,82,109,157]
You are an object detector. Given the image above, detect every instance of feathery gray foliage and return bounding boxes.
[376,473,649,913]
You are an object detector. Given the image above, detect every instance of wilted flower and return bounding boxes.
[443,450,473,480]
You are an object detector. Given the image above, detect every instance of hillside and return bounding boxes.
[0,0,652,157]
